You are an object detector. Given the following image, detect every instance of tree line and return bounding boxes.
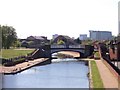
[0,25,18,49]
[0,24,94,50]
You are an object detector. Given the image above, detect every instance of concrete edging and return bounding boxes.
[3,58,50,75]
[89,60,93,88]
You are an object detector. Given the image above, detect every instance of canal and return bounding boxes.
[3,59,89,88]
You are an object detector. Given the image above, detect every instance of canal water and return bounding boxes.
[3,59,89,88]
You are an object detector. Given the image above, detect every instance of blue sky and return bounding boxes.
[0,0,119,39]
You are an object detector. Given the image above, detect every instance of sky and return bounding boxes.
[0,0,120,39]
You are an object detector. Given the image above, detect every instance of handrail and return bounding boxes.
[51,45,84,48]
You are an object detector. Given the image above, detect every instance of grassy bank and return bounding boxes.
[91,60,104,89]
[1,49,34,59]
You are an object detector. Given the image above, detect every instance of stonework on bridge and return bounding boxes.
[30,45,94,60]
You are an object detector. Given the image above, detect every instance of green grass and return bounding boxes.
[0,49,34,59]
[94,51,100,58]
[91,61,104,89]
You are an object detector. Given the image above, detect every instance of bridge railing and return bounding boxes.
[51,45,85,48]
[51,45,66,48]
[69,45,85,48]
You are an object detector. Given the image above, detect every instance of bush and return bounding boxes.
[94,51,100,59]
[3,58,25,66]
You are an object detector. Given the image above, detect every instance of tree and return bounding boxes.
[0,25,2,50]
[1,25,17,49]
[81,39,93,45]
[50,39,54,44]
[57,40,65,45]
[74,38,81,44]
[13,40,21,48]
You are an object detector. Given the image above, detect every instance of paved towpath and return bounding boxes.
[95,60,119,89]
[0,58,48,74]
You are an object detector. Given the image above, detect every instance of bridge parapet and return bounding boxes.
[51,45,85,48]
[69,45,85,48]
[51,45,66,48]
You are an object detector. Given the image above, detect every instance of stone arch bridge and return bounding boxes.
[30,45,94,60]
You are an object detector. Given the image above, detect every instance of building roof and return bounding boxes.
[27,36,47,40]
[52,35,77,45]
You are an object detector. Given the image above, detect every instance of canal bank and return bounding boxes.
[84,58,119,89]
[1,50,84,75]
[0,58,50,75]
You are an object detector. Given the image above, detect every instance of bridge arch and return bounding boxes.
[51,49,84,58]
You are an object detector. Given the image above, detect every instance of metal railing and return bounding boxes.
[51,45,66,48]
[69,45,85,48]
[51,45,85,48]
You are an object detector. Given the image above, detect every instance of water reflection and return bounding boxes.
[3,59,89,88]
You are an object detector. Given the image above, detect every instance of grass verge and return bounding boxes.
[0,49,34,59]
[91,60,104,89]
